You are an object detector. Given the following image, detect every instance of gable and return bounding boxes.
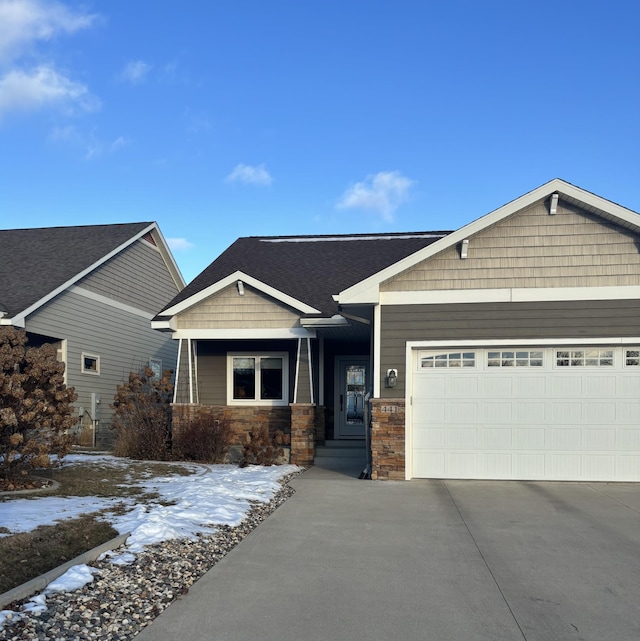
[175,283,301,330]
[381,198,640,292]
[77,237,181,314]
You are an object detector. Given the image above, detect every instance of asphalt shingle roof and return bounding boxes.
[0,222,152,317]
[161,231,452,317]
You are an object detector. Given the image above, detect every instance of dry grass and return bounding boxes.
[0,453,200,595]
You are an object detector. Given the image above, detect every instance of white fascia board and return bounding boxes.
[380,285,640,305]
[149,224,187,289]
[407,337,640,350]
[13,223,158,323]
[172,327,316,340]
[0,317,24,327]
[300,315,349,327]
[151,318,177,331]
[338,179,640,305]
[162,271,321,317]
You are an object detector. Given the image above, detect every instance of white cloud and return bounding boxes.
[167,237,195,251]
[119,60,152,84]
[336,171,414,222]
[0,0,96,64]
[0,1,98,122]
[109,136,128,152]
[0,65,98,119]
[225,163,272,186]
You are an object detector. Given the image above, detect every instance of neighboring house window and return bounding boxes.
[487,350,544,367]
[149,358,162,380]
[228,353,288,405]
[420,352,475,368]
[82,353,100,375]
[556,349,613,367]
[625,349,640,366]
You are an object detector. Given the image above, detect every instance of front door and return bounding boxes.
[335,356,369,439]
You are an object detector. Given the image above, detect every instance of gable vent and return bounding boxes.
[549,193,559,215]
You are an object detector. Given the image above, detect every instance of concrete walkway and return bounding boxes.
[137,466,640,641]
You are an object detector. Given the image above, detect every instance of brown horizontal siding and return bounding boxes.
[379,300,640,398]
[382,200,640,292]
[176,284,300,330]
[197,353,226,405]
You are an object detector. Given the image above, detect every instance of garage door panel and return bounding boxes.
[548,377,582,397]
[550,402,582,422]
[618,428,640,449]
[583,376,617,397]
[445,428,477,448]
[481,377,512,396]
[583,455,615,480]
[583,428,616,449]
[513,376,546,396]
[512,428,545,449]
[514,453,545,478]
[584,402,616,424]
[618,402,640,423]
[411,345,640,481]
[448,402,479,423]
[482,428,512,449]
[513,402,545,423]
[481,401,512,423]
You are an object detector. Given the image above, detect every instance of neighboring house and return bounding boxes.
[0,222,185,448]
[154,179,640,482]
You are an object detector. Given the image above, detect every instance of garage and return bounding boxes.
[410,343,640,481]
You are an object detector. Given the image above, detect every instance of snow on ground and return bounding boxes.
[0,455,299,628]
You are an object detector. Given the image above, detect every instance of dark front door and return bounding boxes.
[335,356,368,438]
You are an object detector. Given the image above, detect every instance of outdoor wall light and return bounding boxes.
[386,368,398,388]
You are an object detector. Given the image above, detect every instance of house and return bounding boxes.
[154,179,640,482]
[0,222,185,448]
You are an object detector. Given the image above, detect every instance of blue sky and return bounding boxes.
[1,0,639,283]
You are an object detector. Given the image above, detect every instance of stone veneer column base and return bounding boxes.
[370,399,406,480]
[290,403,317,467]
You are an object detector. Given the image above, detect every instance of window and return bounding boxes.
[81,353,100,375]
[228,353,288,405]
[625,349,640,366]
[487,350,543,367]
[420,352,475,368]
[556,349,613,367]
[149,358,162,380]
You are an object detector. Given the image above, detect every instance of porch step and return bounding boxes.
[314,440,367,469]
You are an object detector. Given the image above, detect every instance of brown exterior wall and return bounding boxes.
[176,284,301,330]
[381,200,640,291]
[379,299,640,397]
[370,399,406,480]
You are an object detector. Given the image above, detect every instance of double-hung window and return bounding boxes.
[228,353,288,405]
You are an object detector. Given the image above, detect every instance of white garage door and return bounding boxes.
[411,346,640,481]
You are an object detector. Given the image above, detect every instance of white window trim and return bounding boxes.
[553,348,615,369]
[81,352,100,376]
[227,352,289,406]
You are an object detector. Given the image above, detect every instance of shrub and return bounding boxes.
[173,415,232,463]
[240,426,290,467]
[111,367,173,460]
[0,327,76,482]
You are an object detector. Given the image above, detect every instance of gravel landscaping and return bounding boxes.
[0,475,296,641]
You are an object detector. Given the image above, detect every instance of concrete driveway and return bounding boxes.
[137,467,640,641]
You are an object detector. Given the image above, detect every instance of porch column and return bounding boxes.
[290,403,316,467]
[370,398,406,480]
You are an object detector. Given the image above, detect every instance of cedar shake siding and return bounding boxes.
[78,237,179,314]
[381,199,640,292]
[175,284,301,330]
[379,300,640,397]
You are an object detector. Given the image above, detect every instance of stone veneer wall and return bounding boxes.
[370,399,406,480]
[172,404,291,443]
[172,404,325,466]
